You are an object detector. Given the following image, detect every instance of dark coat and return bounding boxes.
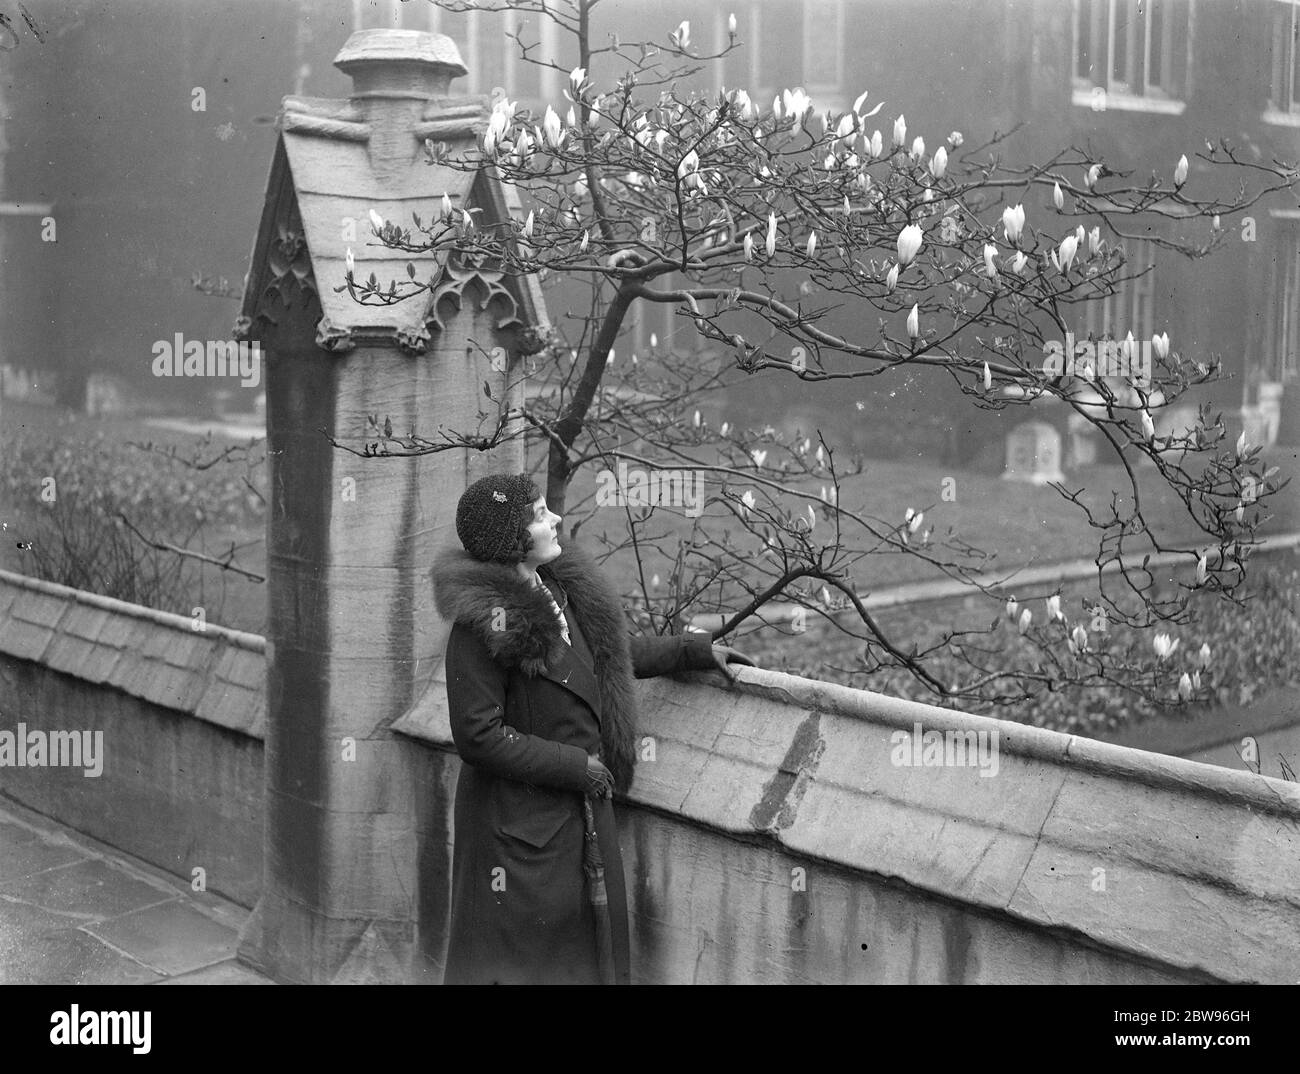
[430,540,716,985]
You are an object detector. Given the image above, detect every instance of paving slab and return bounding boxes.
[1,833,88,879]
[0,857,174,921]
[158,958,275,985]
[84,899,239,977]
[0,899,161,984]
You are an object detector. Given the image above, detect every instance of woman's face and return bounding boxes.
[520,496,562,568]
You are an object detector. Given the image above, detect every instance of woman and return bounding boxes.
[430,471,753,985]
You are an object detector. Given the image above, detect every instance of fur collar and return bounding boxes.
[430,539,639,790]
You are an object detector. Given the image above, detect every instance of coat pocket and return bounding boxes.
[495,783,579,849]
[498,808,575,849]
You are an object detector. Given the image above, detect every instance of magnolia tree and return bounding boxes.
[338,0,1296,720]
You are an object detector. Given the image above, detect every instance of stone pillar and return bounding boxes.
[235,29,530,984]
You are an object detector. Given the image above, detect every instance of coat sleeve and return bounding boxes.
[444,621,590,791]
[627,631,716,679]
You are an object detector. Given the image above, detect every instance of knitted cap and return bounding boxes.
[455,472,542,563]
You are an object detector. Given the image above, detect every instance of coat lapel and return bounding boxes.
[536,610,604,725]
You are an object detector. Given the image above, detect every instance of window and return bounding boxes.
[802,0,845,104]
[1081,239,1157,344]
[1265,1,1300,123]
[1073,0,1194,114]
[1262,221,1300,383]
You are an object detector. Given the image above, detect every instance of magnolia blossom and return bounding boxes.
[947,130,963,147]
[542,105,563,149]
[569,66,586,93]
[897,223,923,265]
[1005,596,1018,621]
[369,209,385,232]
[765,212,777,257]
[1012,251,1028,274]
[1152,331,1170,359]
[983,243,998,278]
[1236,430,1249,458]
[1087,226,1101,257]
[751,448,767,468]
[579,229,589,252]
[836,113,856,140]
[886,263,899,292]
[740,490,756,517]
[806,231,818,257]
[1058,234,1078,273]
[1178,672,1193,701]
[782,87,813,128]
[906,303,920,339]
[692,410,701,427]
[729,12,737,34]
[930,145,947,178]
[1053,181,1064,210]
[1174,153,1189,187]
[1196,553,1208,585]
[670,19,690,48]
[1046,594,1063,621]
[677,149,700,178]
[1153,633,1180,660]
[743,233,754,260]
[345,247,355,274]
[983,362,992,390]
[1018,608,1032,635]
[720,420,730,437]
[1002,204,1025,244]
[870,130,883,158]
[1198,642,1212,669]
[1071,625,1088,651]
[731,88,755,119]
[908,511,924,534]
[892,114,906,146]
[522,209,535,238]
[441,192,453,218]
[910,135,925,160]
[1140,409,1156,441]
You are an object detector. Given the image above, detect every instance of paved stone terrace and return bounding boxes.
[0,797,271,984]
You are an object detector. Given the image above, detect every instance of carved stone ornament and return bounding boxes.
[265,221,318,308]
[315,315,356,353]
[425,248,521,335]
[395,322,432,355]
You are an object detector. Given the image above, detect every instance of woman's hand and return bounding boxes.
[585,755,614,799]
[710,644,757,682]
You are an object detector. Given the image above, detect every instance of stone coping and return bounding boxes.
[0,569,265,739]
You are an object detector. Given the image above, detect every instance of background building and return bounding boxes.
[1,0,1296,453]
